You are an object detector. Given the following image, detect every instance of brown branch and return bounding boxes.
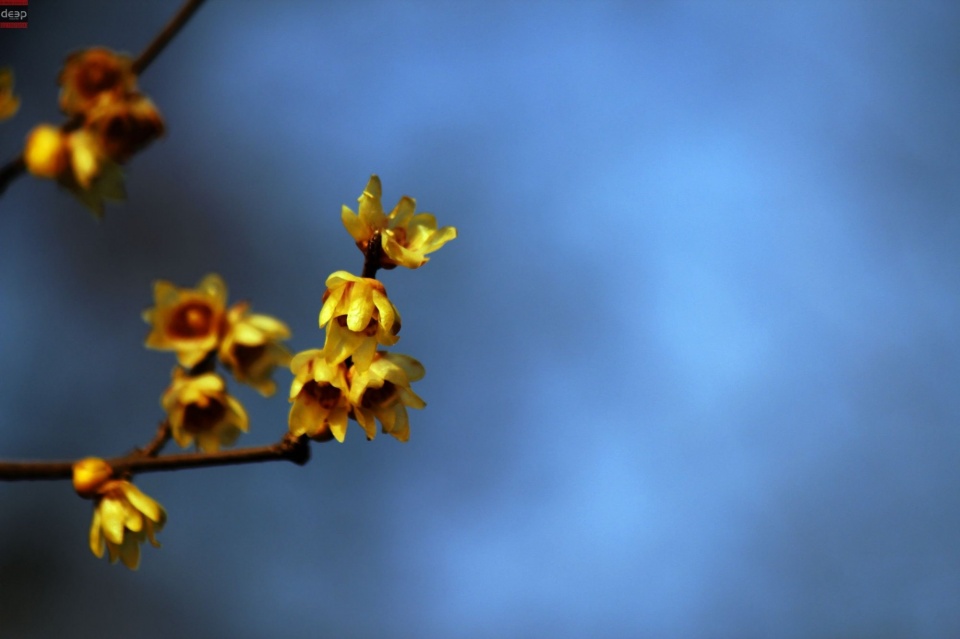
[0,0,207,199]
[131,0,207,75]
[0,433,312,481]
[361,232,383,279]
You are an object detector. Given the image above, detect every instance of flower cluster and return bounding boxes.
[144,274,291,452]
[288,176,455,443]
[23,48,165,216]
[73,458,166,570]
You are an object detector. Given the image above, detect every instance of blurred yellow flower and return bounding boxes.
[88,478,166,570]
[143,274,228,369]
[86,92,165,162]
[219,302,292,397]
[0,67,20,121]
[347,352,425,442]
[162,369,248,452]
[24,125,126,217]
[288,349,351,442]
[342,175,457,269]
[319,270,400,368]
[58,47,136,116]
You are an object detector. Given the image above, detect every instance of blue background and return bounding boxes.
[2,1,959,637]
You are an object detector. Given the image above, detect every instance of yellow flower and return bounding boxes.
[319,270,400,369]
[86,92,165,162]
[0,67,20,121]
[24,125,69,179]
[342,175,457,269]
[58,47,137,116]
[219,302,292,396]
[143,274,228,369]
[88,478,166,570]
[288,349,351,442]
[24,125,126,217]
[161,369,248,452]
[347,352,425,442]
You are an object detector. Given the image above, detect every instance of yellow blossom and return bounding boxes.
[162,369,249,452]
[86,92,165,162]
[219,302,292,396]
[72,457,114,498]
[24,125,69,179]
[88,478,166,570]
[319,270,400,369]
[347,352,425,442]
[288,349,351,442]
[24,125,126,217]
[342,175,457,269]
[58,47,137,116]
[143,274,228,369]
[0,67,20,121]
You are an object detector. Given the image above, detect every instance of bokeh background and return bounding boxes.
[2,1,959,637]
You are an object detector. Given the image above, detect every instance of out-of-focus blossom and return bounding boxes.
[161,369,249,452]
[143,274,228,369]
[219,302,292,396]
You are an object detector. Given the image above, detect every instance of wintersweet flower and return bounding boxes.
[341,175,457,270]
[23,125,126,216]
[319,271,400,368]
[219,302,292,396]
[347,352,425,442]
[162,369,248,452]
[58,47,137,116]
[0,67,20,121]
[86,92,165,162]
[143,274,228,369]
[288,349,351,442]
[73,458,166,571]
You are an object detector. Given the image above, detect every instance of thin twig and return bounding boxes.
[0,433,312,481]
[131,0,207,75]
[0,0,207,198]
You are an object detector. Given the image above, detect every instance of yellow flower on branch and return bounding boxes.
[162,369,249,452]
[347,352,426,442]
[72,459,166,571]
[143,274,228,369]
[288,349,351,442]
[318,270,401,369]
[219,302,292,397]
[23,125,126,217]
[86,92,165,162]
[58,47,137,116]
[0,67,20,121]
[342,175,457,269]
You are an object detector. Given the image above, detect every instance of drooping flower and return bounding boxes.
[0,67,20,121]
[219,302,292,397]
[58,47,137,116]
[347,352,425,442]
[341,175,457,269]
[143,274,228,369]
[318,270,400,369]
[72,458,166,570]
[288,349,351,442]
[161,369,248,452]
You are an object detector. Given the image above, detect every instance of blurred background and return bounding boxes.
[1,1,959,637]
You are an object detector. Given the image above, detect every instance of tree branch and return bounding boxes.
[0,433,312,481]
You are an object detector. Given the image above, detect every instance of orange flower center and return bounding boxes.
[169,302,215,339]
[77,60,123,99]
[361,382,397,410]
[183,399,226,433]
[301,380,342,409]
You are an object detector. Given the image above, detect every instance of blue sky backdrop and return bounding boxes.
[1,1,959,637]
